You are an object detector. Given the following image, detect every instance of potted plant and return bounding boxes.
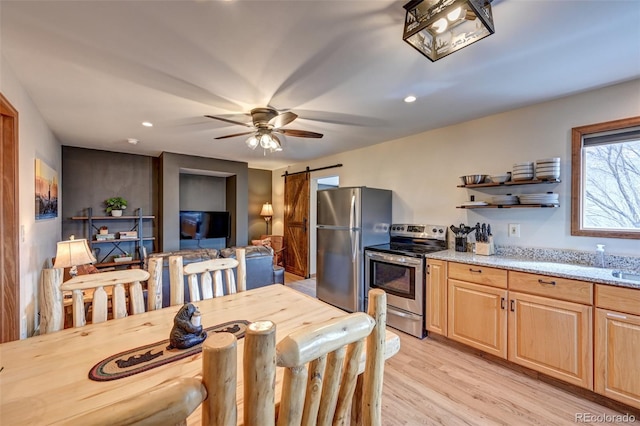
[105,197,127,216]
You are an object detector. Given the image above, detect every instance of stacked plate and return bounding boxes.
[491,194,519,205]
[512,162,534,181]
[536,157,561,180]
[518,192,559,205]
[461,201,489,207]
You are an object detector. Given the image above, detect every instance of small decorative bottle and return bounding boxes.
[596,244,606,268]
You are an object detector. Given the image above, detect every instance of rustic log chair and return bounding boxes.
[259,234,286,267]
[163,248,247,306]
[238,288,388,426]
[40,268,151,332]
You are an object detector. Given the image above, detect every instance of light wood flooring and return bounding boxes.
[284,274,639,425]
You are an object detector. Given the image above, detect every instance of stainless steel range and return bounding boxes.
[364,224,447,338]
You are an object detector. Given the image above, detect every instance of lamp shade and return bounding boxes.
[260,202,274,217]
[53,238,96,269]
[403,0,494,62]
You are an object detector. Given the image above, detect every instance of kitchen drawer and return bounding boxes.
[596,284,640,316]
[448,262,507,289]
[508,271,592,305]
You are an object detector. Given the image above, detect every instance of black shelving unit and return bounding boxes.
[72,207,155,269]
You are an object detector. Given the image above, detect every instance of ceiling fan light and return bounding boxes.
[259,133,273,149]
[246,135,259,149]
[270,134,282,152]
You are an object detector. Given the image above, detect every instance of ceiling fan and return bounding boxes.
[205,107,323,153]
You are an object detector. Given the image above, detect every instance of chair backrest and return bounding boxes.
[276,312,376,425]
[58,269,150,328]
[70,377,206,426]
[260,235,285,266]
[168,248,246,305]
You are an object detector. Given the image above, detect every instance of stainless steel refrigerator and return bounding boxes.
[316,187,391,312]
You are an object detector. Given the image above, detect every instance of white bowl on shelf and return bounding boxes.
[489,174,511,183]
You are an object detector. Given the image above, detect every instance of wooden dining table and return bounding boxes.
[0,284,400,425]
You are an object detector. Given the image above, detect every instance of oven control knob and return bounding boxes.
[438,228,444,233]
[432,228,437,233]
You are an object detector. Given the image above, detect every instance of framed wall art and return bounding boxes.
[35,158,58,220]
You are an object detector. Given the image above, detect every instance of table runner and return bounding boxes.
[89,320,249,381]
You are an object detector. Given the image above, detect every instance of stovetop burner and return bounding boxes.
[365,223,447,258]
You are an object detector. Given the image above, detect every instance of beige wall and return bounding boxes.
[1,58,61,338]
[273,79,640,259]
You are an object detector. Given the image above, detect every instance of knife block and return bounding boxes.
[475,238,495,256]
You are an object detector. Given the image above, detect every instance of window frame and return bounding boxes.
[571,116,640,239]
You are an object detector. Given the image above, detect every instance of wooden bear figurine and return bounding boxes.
[167,303,207,350]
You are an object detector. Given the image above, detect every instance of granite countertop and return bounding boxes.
[426,249,640,290]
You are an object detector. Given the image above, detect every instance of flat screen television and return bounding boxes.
[179,211,230,240]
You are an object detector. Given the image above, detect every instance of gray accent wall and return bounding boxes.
[249,168,272,240]
[61,148,267,255]
[159,152,248,251]
[61,147,158,255]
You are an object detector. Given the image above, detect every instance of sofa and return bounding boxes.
[146,246,284,308]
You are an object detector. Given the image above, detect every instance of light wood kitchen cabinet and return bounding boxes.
[508,291,593,389]
[448,278,508,358]
[509,271,592,305]
[448,262,507,289]
[426,259,447,335]
[595,285,640,409]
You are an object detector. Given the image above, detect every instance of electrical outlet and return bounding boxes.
[508,223,521,238]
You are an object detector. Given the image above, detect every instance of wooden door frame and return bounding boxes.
[1,92,20,342]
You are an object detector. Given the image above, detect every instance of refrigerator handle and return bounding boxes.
[349,193,356,230]
[351,229,358,262]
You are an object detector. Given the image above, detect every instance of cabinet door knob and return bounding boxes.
[469,268,482,273]
[500,297,506,310]
[538,279,556,286]
[510,299,515,312]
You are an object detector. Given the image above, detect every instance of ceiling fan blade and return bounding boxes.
[269,111,298,128]
[214,131,256,140]
[205,115,253,128]
[275,128,324,138]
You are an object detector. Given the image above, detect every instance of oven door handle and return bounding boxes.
[365,251,422,267]
[387,306,422,321]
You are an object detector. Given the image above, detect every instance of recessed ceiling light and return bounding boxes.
[142,121,153,127]
[404,95,417,103]
[127,138,139,145]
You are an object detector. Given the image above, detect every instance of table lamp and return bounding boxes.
[260,202,273,234]
[53,236,96,277]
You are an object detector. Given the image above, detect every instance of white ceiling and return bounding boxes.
[2,1,639,170]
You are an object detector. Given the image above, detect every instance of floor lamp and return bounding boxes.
[260,202,273,235]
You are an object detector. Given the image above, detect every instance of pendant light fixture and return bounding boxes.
[403,0,494,62]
